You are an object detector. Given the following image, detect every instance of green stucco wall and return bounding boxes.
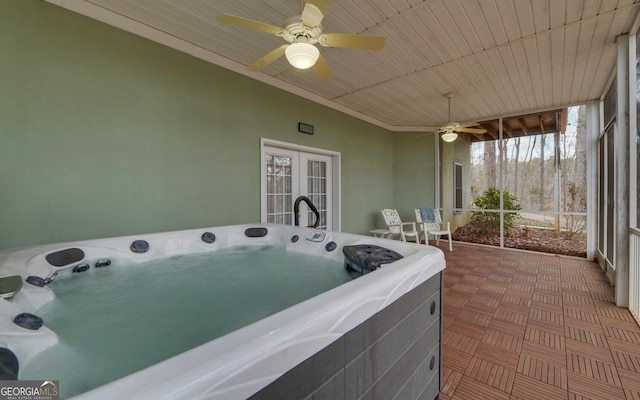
[391,132,436,223]
[0,1,394,249]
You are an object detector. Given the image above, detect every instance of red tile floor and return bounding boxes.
[435,241,640,399]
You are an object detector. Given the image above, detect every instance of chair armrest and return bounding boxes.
[400,222,416,232]
[387,224,401,232]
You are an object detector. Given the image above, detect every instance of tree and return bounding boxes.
[540,132,546,210]
[561,105,587,237]
[484,141,497,189]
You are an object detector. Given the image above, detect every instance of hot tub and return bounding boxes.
[0,224,445,399]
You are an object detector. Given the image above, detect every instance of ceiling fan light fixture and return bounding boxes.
[441,132,458,142]
[285,43,319,69]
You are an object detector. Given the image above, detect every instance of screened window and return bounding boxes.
[454,162,463,212]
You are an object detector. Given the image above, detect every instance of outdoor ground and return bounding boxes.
[452,219,587,258]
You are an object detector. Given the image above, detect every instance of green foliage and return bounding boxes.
[472,188,521,233]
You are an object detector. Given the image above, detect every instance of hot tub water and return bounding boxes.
[20,246,352,398]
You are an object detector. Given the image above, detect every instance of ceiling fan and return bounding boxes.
[438,93,487,142]
[216,0,385,80]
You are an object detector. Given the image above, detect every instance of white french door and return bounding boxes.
[300,152,332,229]
[261,140,338,230]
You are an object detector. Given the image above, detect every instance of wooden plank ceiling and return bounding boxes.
[45,0,639,134]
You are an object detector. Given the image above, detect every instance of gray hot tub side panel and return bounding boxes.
[250,271,443,400]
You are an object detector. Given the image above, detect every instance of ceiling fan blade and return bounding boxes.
[321,33,385,50]
[216,14,282,35]
[247,44,289,71]
[301,0,333,27]
[415,131,436,138]
[312,53,332,80]
[458,121,480,128]
[457,127,487,134]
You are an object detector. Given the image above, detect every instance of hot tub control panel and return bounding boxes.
[305,231,326,243]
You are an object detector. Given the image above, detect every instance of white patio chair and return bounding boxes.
[415,207,452,251]
[380,209,420,243]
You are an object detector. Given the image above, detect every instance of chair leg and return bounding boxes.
[448,233,452,252]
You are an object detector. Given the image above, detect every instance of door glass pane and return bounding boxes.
[606,126,615,265]
[265,154,293,225]
[599,137,605,254]
[307,159,327,229]
[637,32,640,228]
[604,79,616,128]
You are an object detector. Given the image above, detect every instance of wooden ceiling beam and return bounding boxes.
[518,118,529,137]
[501,121,514,139]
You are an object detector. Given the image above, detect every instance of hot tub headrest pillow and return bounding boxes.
[343,244,403,272]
